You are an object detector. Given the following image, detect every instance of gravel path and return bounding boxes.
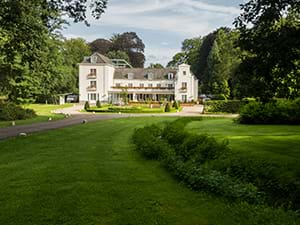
[0,104,238,140]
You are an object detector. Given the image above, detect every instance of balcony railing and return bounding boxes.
[87,86,97,91]
[87,73,97,79]
[111,86,174,90]
[179,87,187,93]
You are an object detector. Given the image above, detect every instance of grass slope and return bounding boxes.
[187,118,300,172]
[0,104,72,128]
[0,117,299,224]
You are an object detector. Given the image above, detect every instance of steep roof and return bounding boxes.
[114,68,177,80]
[81,52,112,64]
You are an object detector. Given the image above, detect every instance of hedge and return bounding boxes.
[204,100,249,113]
[238,98,300,124]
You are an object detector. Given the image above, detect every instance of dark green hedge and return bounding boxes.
[132,118,300,210]
[132,118,263,204]
[239,98,300,124]
[204,100,250,113]
[0,101,36,121]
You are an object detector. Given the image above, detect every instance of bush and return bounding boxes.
[239,99,300,124]
[173,101,179,109]
[204,100,249,113]
[164,102,171,112]
[84,101,90,111]
[0,101,36,121]
[96,100,101,108]
[212,154,300,209]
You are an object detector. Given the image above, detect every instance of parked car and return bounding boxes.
[66,94,79,103]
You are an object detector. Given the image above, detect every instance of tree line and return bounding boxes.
[0,0,298,104]
[168,0,299,101]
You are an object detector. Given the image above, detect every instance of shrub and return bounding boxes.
[0,101,36,121]
[164,102,171,112]
[96,100,101,108]
[211,154,300,209]
[84,101,90,111]
[239,99,300,124]
[204,100,248,113]
[173,101,179,109]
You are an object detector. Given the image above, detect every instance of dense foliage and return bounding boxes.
[239,98,300,124]
[204,100,248,114]
[234,0,300,100]
[0,101,36,121]
[0,0,104,103]
[89,32,146,68]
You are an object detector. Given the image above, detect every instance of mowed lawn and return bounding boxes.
[187,118,300,172]
[0,117,299,225]
[0,104,72,128]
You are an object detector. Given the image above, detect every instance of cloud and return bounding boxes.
[85,0,241,37]
[64,0,241,65]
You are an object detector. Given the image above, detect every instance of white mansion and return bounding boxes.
[79,53,198,104]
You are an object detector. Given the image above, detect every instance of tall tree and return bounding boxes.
[63,38,91,93]
[167,37,202,73]
[111,32,145,68]
[0,0,107,102]
[204,29,242,97]
[234,0,300,100]
[89,38,112,54]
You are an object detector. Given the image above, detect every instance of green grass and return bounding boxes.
[0,104,72,128]
[187,117,300,172]
[87,104,182,113]
[0,117,299,224]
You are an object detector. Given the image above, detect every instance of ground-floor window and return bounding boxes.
[88,93,97,101]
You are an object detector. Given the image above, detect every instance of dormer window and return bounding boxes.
[168,73,174,80]
[128,73,134,80]
[147,73,153,80]
[183,71,187,75]
[91,55,97,64]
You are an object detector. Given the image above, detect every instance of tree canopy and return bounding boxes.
[234,0,300,100]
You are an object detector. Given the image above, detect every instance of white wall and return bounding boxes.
[175,64,198,102]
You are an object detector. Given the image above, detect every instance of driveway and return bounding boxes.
[0,104,237,140]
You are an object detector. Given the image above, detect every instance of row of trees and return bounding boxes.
[168,0,299,101]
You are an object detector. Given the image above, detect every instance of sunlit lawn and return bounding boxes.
[0,117,298,224]
[187,117,300,172]
[0,104,72,128]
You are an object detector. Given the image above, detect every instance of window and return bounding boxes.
[90,81,97,88]
[91,56,97,64]
[168,84,173,89]
[183,71,187,75]
[168,73,174,80]
[156,84,161,88]
[148,83,153,87]
[90,93,97,100]
[116,83,121,87]
[182,95,187,102]
[182,82,187,89]
[147,73,153,80]
[90,69,96,75]
[128,73,134,79]
[140,83,144,88]
[128,83,133,88]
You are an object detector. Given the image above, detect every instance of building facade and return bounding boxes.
[79,53,198,104]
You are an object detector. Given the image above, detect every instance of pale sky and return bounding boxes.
[62,0,244,66]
